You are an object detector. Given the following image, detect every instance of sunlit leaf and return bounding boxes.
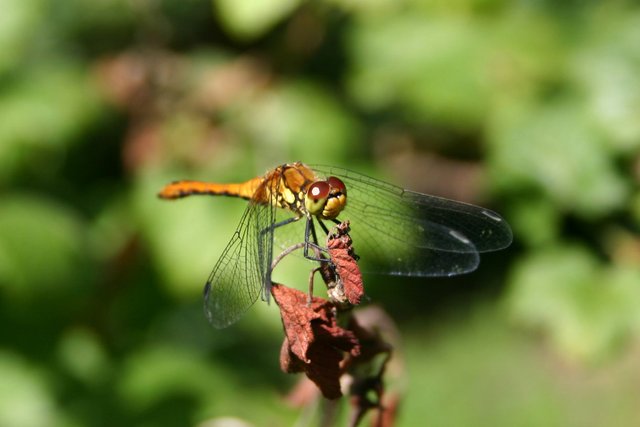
[0,0,44,75]
[488,98,629,218]
[214,0,301,40]
[506,195,560,248]
[0,352,61,427]
[241,81,362,165]
[348,15,492,128]
[571,10,640,151]
[506,245,640,362]
[57,328,111,386]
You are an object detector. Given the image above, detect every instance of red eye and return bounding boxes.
[327,176,346,194]
[308,181,330,200]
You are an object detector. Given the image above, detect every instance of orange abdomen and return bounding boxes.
[158,177,264,201]
[158,162,319,212]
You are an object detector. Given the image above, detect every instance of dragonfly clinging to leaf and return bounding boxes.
[158,161,512,328]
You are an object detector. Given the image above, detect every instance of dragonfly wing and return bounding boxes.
[311,165,512,277]
[204,193,273,329]
[400,190,512,252]
[333,195,482,276]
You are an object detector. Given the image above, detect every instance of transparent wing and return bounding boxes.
[203,181,277,329]
[311,165,513,277]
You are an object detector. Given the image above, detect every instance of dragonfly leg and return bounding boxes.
[318,218,331,235]
[272,215,301,230]
[261,215,302,302]
[306,246,340,303]
[309,215,320,245]
[303,217,331,262]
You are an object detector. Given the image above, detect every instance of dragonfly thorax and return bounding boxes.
[304,176,347,220]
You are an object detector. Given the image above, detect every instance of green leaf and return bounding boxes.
[0,352,61,427]
[118,345,223,411]
[488,98,629,218]
[214,0,301,40]
[507,195,560,248]
[0,194,89,301]
[0,63,104,181]
[506,245,640,362]
[571,10,640,152]
[348,15,492,128]
[57,328,111,387]
[0,0,44,75]
[241,81,362,164]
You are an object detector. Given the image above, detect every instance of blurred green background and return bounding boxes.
[2,0,640,425]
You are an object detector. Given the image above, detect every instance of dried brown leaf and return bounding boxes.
[327,221,364,305]
[271,284,360,399]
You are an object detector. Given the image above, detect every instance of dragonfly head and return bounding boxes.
[305,176,347,220]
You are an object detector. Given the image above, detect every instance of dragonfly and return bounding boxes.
[158,161,512,328]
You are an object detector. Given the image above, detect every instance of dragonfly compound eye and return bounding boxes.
[305,181,331,216]
[327,176,346,195]
[322,177,348,220]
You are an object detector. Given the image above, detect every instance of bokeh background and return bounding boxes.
[2,0,640,425]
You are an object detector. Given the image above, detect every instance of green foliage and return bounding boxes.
[240,81,363,163]
[0,195,90,300]
[0,352,66,427]
[0,0,45,75]
[2,0,640,425]
[507,246,640,362]
[489,97,629,218]
[214,0,301,40]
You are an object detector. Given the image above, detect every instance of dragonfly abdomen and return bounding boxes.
[158,178,264,200]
